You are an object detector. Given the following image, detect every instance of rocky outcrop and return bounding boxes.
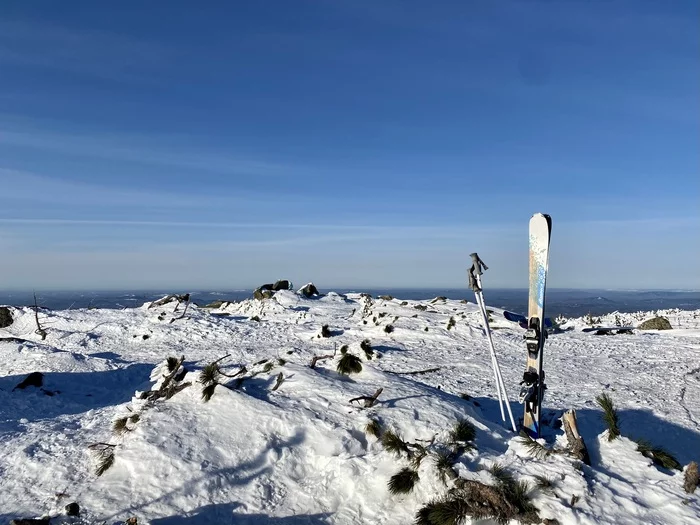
[298,283,320,298]
[254,280,293,300]
[0,306,13,328]
[638,316,672,330]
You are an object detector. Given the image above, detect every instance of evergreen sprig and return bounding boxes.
[635,439,681,470]
[449,419,476,448]
[596,392,620,440]
[337,352,363,375]
[365,419,382,438]
[381,430,410,457]
[518,429,551,459]
[388,467,420,494]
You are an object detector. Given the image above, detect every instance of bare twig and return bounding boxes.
[33,292,47,340]
[310,354,335,369]
[387,367,440,376]
[349,387,384,408]
[170,295,191,322]
[271,372,284,391]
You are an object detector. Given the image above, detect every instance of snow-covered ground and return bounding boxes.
[1,291,698,524]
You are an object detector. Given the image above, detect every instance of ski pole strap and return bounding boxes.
[468,252,489,291]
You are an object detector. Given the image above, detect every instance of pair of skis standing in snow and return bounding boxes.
[468,213,552,438]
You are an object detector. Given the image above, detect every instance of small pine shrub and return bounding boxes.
[112,417,130,435]
[94,447,115,476]
[340,344,349,354]
[381,430,409,457]
[488,463,515,487]
[415,497,469,525]
[434,450,457,483]
[384,324,394,334]
[507,480,536,517]
[388,467,419,494]
[199,363,220,386]
[424,326,429,332]
[337,353,363,375]
[447,317,456,330]
[518,429,551,459]
[277,358,287,366]
[321,324,331,337]
[596,392,620,440]
[534,474,555,491]
[360,339,374,359]
[250,315,261,322]
[365,419,382,438]
[129,414,140,424]
[201,383,217,402]
[635,439,681,470]
[263,361,275,373]
[166,356,179,372]
[449,419,476,445]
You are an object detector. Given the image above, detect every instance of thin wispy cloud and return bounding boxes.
[0,19,168,82]
[0,123,286,176]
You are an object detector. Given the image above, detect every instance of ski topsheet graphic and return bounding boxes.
[520,213,552,437]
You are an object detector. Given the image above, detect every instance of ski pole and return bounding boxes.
[474,289,506,421]
[468,253,518,432]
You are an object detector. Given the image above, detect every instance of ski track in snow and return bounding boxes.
[0,292,699,524]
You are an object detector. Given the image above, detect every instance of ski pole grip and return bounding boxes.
[468,252,488,291]
[469,252,488,274]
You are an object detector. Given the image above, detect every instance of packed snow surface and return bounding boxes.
[1,291,699,524]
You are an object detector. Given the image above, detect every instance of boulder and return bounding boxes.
[65,502,80,516]
[0,306,13,328]
[298,283,320,298]
[272,280,292,291]
[638,316,672,330]
[253,288,275,301]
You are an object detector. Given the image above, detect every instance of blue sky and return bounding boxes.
[0,0,698,290]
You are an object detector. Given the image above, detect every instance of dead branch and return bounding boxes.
[562,409,590,465]
[271,372,284,391]
[170,295,191,322]
[219,365,247,379]
[87,442,117,450]
[388,367,440,376]
[349,387,384,408]
[140,356,189,401]
[33,292,47,340]
[310,353,335,369]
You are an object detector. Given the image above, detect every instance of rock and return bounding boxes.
[14,372,44,390]
[378,295,393,301]
[298,283,320,298]
[65,502,80,516]
[272,280,292,291]
[253,288,275,301]
[0,306,13,328]
[638,316,672,330]
[204,300,226,309]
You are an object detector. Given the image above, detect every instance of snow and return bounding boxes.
[1,293,699,524]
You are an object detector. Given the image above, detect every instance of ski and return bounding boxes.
[503,310,553,330]
[520,213,552,438]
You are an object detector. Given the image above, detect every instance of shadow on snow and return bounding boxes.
[0,364,153,431]
[472,395,700,466]
[149,503,332,525]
